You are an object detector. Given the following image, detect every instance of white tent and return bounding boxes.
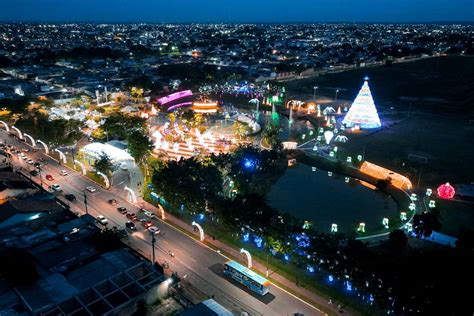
[81,143,135,164]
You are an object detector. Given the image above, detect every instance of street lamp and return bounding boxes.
[335,89,340,102]
[313,86,318,100]
[150,231,156,265]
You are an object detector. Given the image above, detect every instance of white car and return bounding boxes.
[144,211,156,219]
[147,226,160,235]
[27,159,34,164]
[60,170,68,176]
[51,184,62,192]
[86,186,96,193]
[96,215,108,225]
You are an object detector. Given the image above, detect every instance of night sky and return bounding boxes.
[0,0,472,23]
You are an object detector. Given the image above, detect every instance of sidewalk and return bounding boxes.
[139,198,350,316]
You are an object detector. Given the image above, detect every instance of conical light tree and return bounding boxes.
[342,77,381,129]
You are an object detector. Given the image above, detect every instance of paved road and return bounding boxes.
[1,130,326,316]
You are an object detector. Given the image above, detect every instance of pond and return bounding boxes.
[267,163,398,233]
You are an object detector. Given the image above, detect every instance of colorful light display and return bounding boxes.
[342,78,381,129]
[157,90,193,106]
[437,182,456,199]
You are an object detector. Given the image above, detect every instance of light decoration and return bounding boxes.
[192,221,204,241]
[243,232,250,242]
[346,281,353,292]
[342,77,381,129]
[335,135,348,143]
[357,223,366,233]
[333,146,338,152]
[359,161,413,190]
[324,131,334,144]
[157,90,193,106]
[328,275,334,283]
[295,233,310,248]
[357,155,363,162]
[345,177,350,183]
[409,203,416,211]
[347,156,352,163]
[307,265,315,273]
[400,212,407,221]
[382,218,389,229]
[312,145,318,151]
[426,188,433,196]
[437,182,455,199]
[167,102,193,111]
[0,120,9,132]
[331,224,338,233]
[329,151,335,157]
[405,223,413,232]
[410,193,418,201]
[312,167,317,172]
[240,248,252,268]
[254,236,263,248]
[284,254,290,261]
[192,101,218,113]
[429,200,436,208]
[328,171,333,177]
[303,220,311,230]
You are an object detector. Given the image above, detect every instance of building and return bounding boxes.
[0,171,38,200]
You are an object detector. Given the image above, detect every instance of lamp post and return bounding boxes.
[335,89,340,102]
[313,86,318,101]
[151,231,156,265]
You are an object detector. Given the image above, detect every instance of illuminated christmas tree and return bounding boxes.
[342,77,381,129]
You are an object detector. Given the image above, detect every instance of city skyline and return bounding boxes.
[1,0,473,23]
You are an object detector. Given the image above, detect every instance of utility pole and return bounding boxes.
[83,191,89,214]
[151,232,156,265]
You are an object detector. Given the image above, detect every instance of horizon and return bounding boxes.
[1,0,473,23]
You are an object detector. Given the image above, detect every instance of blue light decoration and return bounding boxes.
[270,248,277,256]
[243,232,250,242]
[307,265,315,273]
[243,158,256,171]
[198,213,205,221]
[369,294,375,303]
[342,77,381,129]
[254,236,263,248]
[180,204,184,211]
[147,183,154,189]
[295,233,311,248]
[283,254,290,261]
[346,281,353,292]
[328,275,334,283]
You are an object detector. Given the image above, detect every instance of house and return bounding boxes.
[0,172,38,200]
[0,199,64,229]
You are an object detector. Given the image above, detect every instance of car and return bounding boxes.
[125,221,136,231]
[45,174,54,181]
[34,162,42,169]
[86,186,96,193]
[22,148,29,152]
[140,219,153,228]
[60,170,68,176]
[108,199,117,205]
[117,207,127,214]
[27,159,34,164]
[126,212,138,221]
[143,211,156,219]
[96,215,108,225]
[51,184,62,192]
[147,226,160,235]
[29,170,38,176]
[65,193,76,201]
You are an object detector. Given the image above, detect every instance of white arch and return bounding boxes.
[11,126,22,139]
[37,140,49,154]
[96,171,110,189]
[158,204,165,220]
[240,248,252,268]
[54,149,67,164]
[0,121,9,132]
[192,221,204,241]
[125,186,137,204]
[23,133,36,147]
[74,160,86,175]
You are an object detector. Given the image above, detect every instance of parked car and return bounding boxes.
[108,199,117,205]
[51,184,62,192]
[147,226,160,235]
[126,212,138,221]
[86,186,96,193]
[96,215,108,225]
[143,211,156,219]
[45,174,54,181]
[65,193,76,201]
[125,221,137,231]
[29,170,38,176]
[117,207,127,214]
[60,170,68,176]
[27,159,34,164]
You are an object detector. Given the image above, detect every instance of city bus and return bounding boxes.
[223,260,270,295]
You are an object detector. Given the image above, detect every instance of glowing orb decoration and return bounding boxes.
[437,182,455,199]
[331,223,338,233]
[324,131,334,144]
[328,275,334,282]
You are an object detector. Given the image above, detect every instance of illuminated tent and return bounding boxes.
[342,78,381,129]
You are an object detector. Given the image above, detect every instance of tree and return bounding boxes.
[388,229,408,251]
[233,121,252,139]
[262,123,281,149]
[102,113,147,140]
[127,130,154,166]
[94,152,115,176]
